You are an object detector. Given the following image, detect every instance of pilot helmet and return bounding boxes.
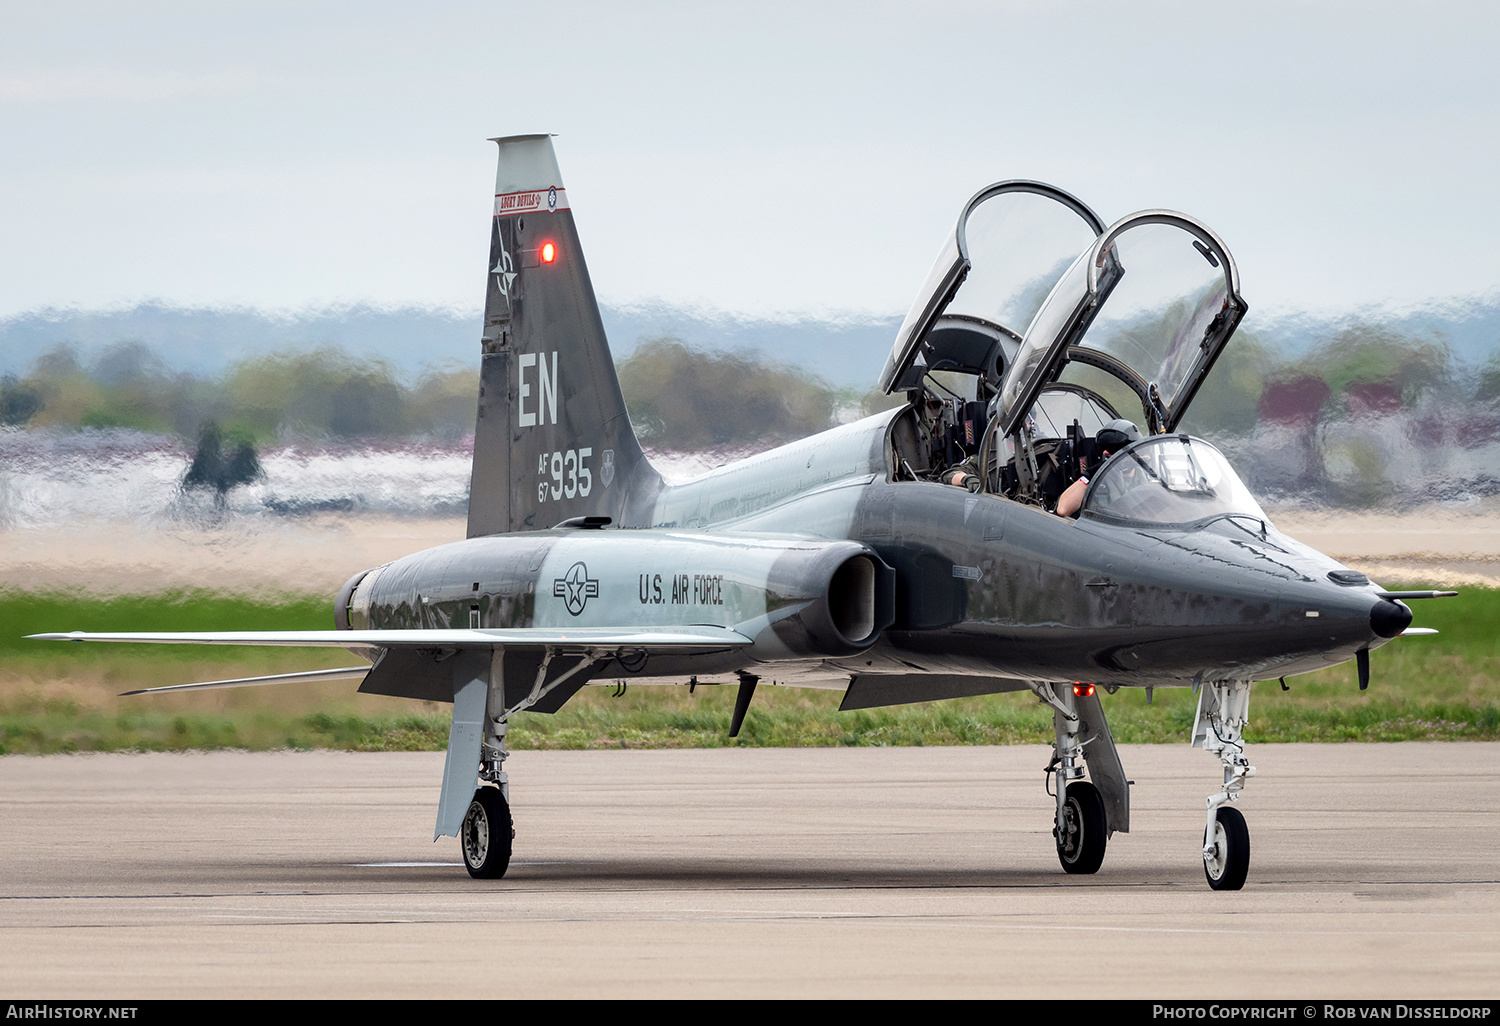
[1095,418,1141,453]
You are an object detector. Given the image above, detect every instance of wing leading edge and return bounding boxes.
[29,626,755,697]
[29,626,753,648]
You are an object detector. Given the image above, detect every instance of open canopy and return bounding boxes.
[884,185,1247,440]
[879,181,1105,395]
[997,211,1248,438]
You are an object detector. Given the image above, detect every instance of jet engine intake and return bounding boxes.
[334,569,370,630]
[338,564,389,631]
[830,555,880,643]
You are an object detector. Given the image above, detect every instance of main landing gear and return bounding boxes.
[436,647,602,880]
[1032,682,1131,876]
[1194,680,1255,891]
[464,712,517,880]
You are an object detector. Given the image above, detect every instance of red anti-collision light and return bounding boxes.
[541,241,556,263]
[1072,683,1095,697]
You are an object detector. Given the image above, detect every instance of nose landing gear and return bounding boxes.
[1195,679,1256,891]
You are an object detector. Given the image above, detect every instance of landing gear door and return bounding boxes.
[879,182,1105,395]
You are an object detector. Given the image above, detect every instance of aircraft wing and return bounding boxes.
[30,626,754,697]
[28,626,753,649]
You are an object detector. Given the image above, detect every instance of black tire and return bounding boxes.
[1204,805,1249,891]
[1055,780,1107,874]
[461,786,513,879]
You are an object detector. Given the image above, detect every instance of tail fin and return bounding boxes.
[467,135,661,537]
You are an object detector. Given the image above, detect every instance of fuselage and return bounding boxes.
[347,408,1404,691]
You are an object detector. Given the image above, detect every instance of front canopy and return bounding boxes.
[1083,435,1267,526]
[879,182,1105,394]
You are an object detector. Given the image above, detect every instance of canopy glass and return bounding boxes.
[1083,436,1267,526]
[879,182,1104,394]
[995,212,1247,438]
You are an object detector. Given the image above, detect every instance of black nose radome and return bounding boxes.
[1370,599,1413,639]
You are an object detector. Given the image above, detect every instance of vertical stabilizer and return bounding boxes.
[467,135,661,537]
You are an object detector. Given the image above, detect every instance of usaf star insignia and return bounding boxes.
[553,561,600,616]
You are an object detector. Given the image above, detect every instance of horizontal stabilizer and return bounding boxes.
[1399,628,1439,636]
[121,665,371,696]
[32,625,753,651]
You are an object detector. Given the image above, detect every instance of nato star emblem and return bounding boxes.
[492,236,517,302]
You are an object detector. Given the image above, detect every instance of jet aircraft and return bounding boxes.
[34,135,1448,889]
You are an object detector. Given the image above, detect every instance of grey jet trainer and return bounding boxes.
[35,135,1448,889]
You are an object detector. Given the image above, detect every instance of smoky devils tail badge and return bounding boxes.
[601,449,615,489]
[553,561,600,616]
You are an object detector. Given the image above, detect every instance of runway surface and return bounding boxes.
[2,743,1497,999]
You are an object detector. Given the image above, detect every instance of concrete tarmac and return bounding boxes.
[1,744,1497,999]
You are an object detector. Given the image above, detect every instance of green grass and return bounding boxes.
[0,697,452,754]
[1,587,1496,754]
[1,588,336,666]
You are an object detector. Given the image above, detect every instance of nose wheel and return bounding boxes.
[461,786,513,879]
[1055,779,1108,874]
[1203,804,1249,890]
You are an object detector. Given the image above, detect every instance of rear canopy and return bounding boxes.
[996,211,1248,438]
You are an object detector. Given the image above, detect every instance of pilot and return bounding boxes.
[1055,419,1140,518]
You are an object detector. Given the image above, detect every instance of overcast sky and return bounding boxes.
[3,1,1499,324]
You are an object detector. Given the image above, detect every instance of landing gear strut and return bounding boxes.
[1194,679,1255,891]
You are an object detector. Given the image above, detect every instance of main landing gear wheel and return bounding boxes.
[1056,780,1107,874]
[1204,805,1249,891]
[461,786,513,879]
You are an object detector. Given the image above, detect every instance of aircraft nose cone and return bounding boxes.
[1370,599,1412,639]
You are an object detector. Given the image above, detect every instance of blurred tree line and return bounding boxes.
[617,337,838,447]
[0,325,1492,454]
[0,336,855,451]
[0,342,477,442]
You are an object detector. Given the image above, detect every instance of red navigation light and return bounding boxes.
[1072,683,1095,697]
[541,241,556,263]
